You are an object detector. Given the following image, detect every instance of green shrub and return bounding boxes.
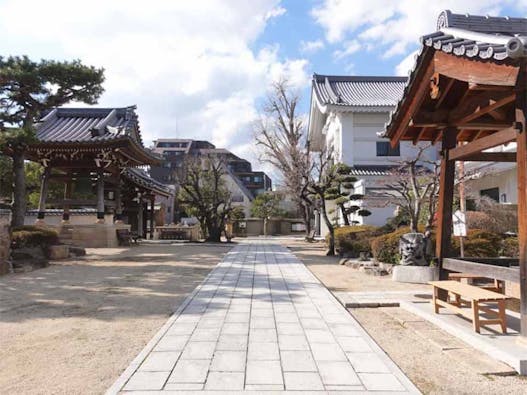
[501,237,518,257]
[11,225,59,249]
[371,227,412,264]
[328,225,380,257]
[452,229,502,257]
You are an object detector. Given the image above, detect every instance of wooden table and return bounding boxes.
[429,280,510,333]
[448,272,504,293]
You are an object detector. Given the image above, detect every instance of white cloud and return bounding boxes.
[300,39,325,53]
[312,0,511,58]
[0,0,303,176]
[333,40,361,60]
[395,50,418,76]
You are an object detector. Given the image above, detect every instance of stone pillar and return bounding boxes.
[149,196,155,239]
[96,169,105,224]
[36,167,51,225]
[114,181,123,224]
[137,193,143,238]
[62,176,72,223]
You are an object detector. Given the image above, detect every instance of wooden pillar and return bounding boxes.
[114,179,123,224]
[137,193,143,238]
[96,169,105,224]
[149,196,155,239]
[35,166,51,225]
[515,62,527,338]
[435,127,458,279]
[62,175,72,223]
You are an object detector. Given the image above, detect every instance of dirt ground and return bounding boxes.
[0,243,231,395]
[289,239,527,395]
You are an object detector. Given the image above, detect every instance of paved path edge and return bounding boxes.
[105,248,232,395]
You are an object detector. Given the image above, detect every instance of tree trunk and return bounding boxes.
[320,200,335,256]
[302,204,312,236]
[339,204,350,226]
[11,151,26,227]
[263,218,268,236]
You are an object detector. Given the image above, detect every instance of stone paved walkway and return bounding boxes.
[109,244,420,394]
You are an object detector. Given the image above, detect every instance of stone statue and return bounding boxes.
[399,232,431,266]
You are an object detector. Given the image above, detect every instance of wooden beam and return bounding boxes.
[515,62,527,339]
[434,77,456,109]
[413,127,429,145]
[454,122,513,130]
[469,83,512,91]
[432,129,443,145]
[391,49,435,147]
[463,152,517,162]
[434,51,520,86]
[443,258,520,283]
[436,127,458,279]
[449,127,518,160]
[450,94,515,125]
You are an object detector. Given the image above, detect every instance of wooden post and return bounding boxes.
[137,193,143,238]
[114,179,123,224]
[96,169,105,224]
[36,166,51,225]
[458,159,465,258]
[149,196,155,239]
[435,127,458,279]
[62,174,72,223]
[515,61,527,339]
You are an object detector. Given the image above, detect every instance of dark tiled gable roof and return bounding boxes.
[312,74,407,108]
[421,10,527,61]
[36,106,143,145]
[123,168,173,197]
[349,165,394,177]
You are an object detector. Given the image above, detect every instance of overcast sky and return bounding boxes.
[1,0,526,181]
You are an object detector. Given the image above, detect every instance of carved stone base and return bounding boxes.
[392,265,439,284]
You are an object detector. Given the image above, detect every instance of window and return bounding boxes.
[376,141,400,156]
[480,187,499,202]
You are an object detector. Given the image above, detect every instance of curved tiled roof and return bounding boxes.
[36,106,143,144]
[384,10,527,139]
[312,74,407,108]
[349,165,394,177]
[123,168,174,197]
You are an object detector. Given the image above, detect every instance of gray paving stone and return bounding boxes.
[275,312,301,323]
[164,382,204,390]
[250,316,276,329]
[281,350,317,372]
[168,359,210,383]
[310,342,348,361]
[138,351,181,371]
[301,317,329,329]
[284,372,324,390]
[346,352,391,373]
[180,341,216,360]
[277,322,304,335]
[225,312,250,323]
[246,360,283,385]
[154,335,189,352]
[190,328,221,342]
[222,322,249,334]
[358,373,406,391]
[249,328,277,342]
[205,372,245,390]
[305,329,335,343]
[317,361,362,386]
[337,336,373,352]
[247,341,280,360]
[165,323,196,335]
[123,371,169,391]
[216,334,248,350]
[210,350,246,371]
[278,334,310,350]
[330,323,360,337]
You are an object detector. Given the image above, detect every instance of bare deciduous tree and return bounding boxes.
[382,146,440,233]
[254,79,313,235]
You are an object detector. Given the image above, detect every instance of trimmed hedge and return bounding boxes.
[11,226,59,249]
[501,237,518,258]
[371,227,505,264]
[330,225,381,257]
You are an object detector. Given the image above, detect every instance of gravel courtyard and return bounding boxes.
[0,243,231,395]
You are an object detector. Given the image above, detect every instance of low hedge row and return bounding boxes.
[327,224,519,264]
[11,225,59,249]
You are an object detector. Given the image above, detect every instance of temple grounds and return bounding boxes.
[0,243,230,394]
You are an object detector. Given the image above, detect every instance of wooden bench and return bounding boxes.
[116,229,139,246]
[429,280,510,334]
[448,272,505,293]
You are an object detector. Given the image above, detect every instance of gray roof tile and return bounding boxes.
[312,75,407,108]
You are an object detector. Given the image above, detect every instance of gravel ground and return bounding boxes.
[0,243,231,395]
[289,239,527,395]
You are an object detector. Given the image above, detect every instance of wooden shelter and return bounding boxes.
[383,10,527,338]
[26,106,173,244]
